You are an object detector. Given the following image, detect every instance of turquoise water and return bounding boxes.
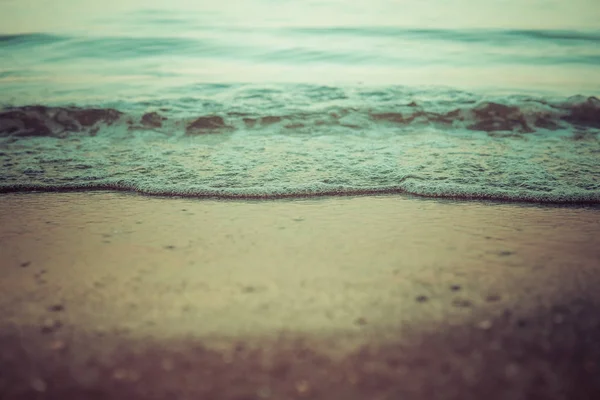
[1,1,599,202]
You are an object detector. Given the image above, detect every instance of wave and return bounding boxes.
[0,33,233,59]
[285,28,600,44]
[0,33,66,46]
[1,88,598,204]
[7,28,599,47]
[2,28,599,67]
[1,95,599,138]
[1,183,599,204]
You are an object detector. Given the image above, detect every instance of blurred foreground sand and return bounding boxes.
[1,192,599,399]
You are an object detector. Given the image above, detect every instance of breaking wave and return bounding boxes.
[1,86,599,203]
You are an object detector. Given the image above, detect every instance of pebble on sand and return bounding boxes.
[452,298,472,308]
[242,285,258,293]
[41,318,62,334]
[485,294,502,302]
[48,304,65,312]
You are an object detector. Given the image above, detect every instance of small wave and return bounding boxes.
[49,36,230,60]
[1,95,599,138]
[285,27,600,45]
[1,182,599,204]
[1,89,598,204]
[0,33,67,47]
[3,28,599,69]
[508,29,600,43]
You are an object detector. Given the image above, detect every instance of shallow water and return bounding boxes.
[1,0,599,202]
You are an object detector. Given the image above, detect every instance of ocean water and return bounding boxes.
[1,0,599,202]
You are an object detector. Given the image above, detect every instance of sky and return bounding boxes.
[1,0,599,34]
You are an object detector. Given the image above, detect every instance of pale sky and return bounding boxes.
[1,0,599,34]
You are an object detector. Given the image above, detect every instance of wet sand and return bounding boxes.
[1,192,599,399]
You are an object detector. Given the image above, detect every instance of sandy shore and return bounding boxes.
[1,192,599,399]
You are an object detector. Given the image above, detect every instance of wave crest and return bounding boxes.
[1,95,599,138]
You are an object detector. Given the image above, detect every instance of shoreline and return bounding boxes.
[1,192,600,399]
[1,187,600,205]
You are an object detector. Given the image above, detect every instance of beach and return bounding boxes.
[2,2,600,398]
[1,192,599,399]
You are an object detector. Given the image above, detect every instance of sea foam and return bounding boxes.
[1,86,599,203]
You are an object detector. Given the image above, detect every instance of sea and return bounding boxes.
[1,0,599,202]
